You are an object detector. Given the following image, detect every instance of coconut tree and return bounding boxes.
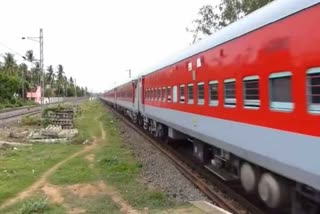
[2,53,17,75]
[46,65,55,86]
[25,50,35,86]
[56,64,65,96]
[18,63,29,99]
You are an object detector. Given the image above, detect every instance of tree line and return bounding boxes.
[187,0,274,44]
[0,50,87,108]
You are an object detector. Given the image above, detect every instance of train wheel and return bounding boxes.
[240,162,259,194]
[258,172,289,208]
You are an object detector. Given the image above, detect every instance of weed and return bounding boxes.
[17,197,49,214]
[21,115,41,126]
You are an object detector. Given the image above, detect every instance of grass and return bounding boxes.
[48,101,177,211]
[0,101,195,213]
[72,102,103,144]
[95,106,176,210]
[1,196,65,214]
[63,193,120,214]
[21,115,41,126]
[50,156,96,185]
[0,144,82,204]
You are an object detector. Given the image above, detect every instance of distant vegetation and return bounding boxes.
[0,50,88,109]
[187,0,274,44]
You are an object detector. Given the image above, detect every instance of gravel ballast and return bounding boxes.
[113,115,207,203]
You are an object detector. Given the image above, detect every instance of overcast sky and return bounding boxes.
[0,0,212,92]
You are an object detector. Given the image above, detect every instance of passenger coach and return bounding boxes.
[103,0,320,213]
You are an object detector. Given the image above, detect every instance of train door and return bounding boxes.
[139,76,145,113]
[132,80,138,112]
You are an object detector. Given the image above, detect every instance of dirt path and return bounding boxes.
[98,121,140,214]
[0,139,97,210]
[1,122,140,214]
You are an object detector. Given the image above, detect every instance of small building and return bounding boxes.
[26,86,41,104]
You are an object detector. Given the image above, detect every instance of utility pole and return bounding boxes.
[39,28,44,106]
[22,28,44,108]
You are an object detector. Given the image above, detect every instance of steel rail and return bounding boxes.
[0,98,87,123]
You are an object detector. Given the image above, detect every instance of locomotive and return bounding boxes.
[102,0,320,213]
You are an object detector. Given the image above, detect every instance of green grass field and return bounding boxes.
[0,144,82,204]
[0,101,202,213]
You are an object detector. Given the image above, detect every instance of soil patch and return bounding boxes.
[41,184,64,204]
[67,181,106,198]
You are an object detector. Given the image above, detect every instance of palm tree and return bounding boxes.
[18,63,28,99]
[31,62,41,86]
[25,50,35,86]
[69,77,74,85]
[46,65,55,87]
[56,64,65,96]
[3,53,17,75]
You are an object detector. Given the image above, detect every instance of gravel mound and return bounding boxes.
[115,117,207,203]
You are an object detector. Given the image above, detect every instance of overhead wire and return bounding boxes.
[0,40,25,59]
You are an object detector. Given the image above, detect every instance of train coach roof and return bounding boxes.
[139,0,319,78]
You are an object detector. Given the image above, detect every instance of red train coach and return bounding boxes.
[103,0,320,212]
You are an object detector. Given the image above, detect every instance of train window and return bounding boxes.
[243,76,260,108]
[173,86,178,103]
[307,68,320,113]
[180,85,185,103]
[162,87,166,102]
[197,82,205,105]
[167,87,171,102]
[152,88,155,100]
[146,89,148,100]
[196,57,202,68]
[209,81,218,106]
[188,62,192,71]
[269,72,293,111]
[224,79,236,107]
[188,84,194,104]
[158,88,161,100]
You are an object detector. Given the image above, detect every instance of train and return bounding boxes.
[101,0,320,213]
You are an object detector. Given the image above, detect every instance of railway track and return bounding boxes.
[0,98,87,126]
[108,105,266,214]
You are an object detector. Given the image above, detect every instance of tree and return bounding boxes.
[18,63,29,99]
[0,48,88,105]
[25,50,36,86]
[46,65,55,86]
[56,64,65,96]
[69,77,74,85]
[31,61,41,86]
[187,0,274,43]
[2,53,17,75]
[0,74,20,101]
